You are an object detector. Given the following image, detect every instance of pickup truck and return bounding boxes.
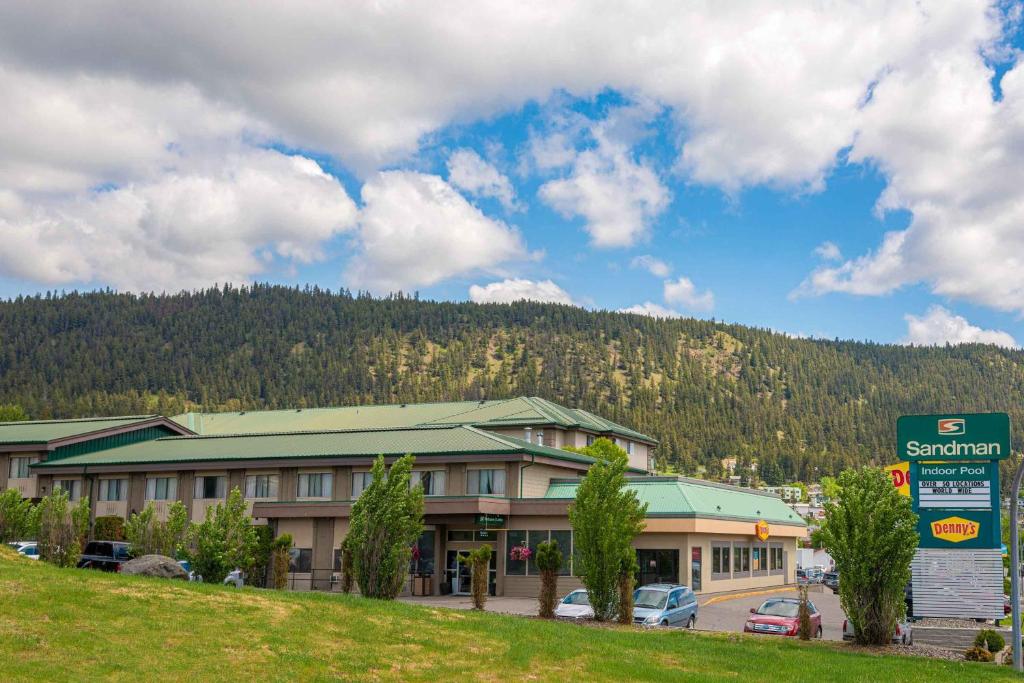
[76,541,131,572]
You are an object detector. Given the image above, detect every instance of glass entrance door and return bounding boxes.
[446,550,472,595]
[636,549,680,587]
[691,547,702,591]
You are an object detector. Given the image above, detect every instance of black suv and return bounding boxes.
[77,541,131,572]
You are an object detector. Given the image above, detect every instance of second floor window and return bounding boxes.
[245,474,279,499]
[99,478,127,502]
[297,472,332,498]
[9,456,36,479]
[352,471,374,498]
[146,476,178,501]
[467,468,505,495]
[410,470,446,496]
[194,475,226,500]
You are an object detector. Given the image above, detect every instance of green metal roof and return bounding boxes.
[0,416,162,446]
[33,425,601,469]
[172,397,656,444]
[544,477,806,526]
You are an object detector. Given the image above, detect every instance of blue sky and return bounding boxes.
[1,3,1023,347]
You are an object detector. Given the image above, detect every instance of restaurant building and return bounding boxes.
[6,397,804,596]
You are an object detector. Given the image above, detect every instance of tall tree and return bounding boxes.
[568,439,647,622]
[348,454,424,599]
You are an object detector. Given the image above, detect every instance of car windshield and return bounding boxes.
[562,591,590,605]
[756,600,799,617]
[633,589,667,610]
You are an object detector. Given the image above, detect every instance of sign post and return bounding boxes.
[898,413,1009,624]
[1010,464,1023,672]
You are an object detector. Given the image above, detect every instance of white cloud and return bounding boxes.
[0,150,357,291]
[814,241,842,261]
[468,278,574,305]
[903,306,1018,348]
[664,276,715,311]
[630,255,672,278]
[617,302,683,319]
[347,171,528,292]
[447,149,519,211]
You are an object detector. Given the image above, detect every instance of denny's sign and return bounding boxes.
[754,520,770,542]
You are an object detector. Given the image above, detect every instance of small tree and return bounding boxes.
[36,489,80,567]
[183,487,258,585]
[249,524,275,587]
[348,454,424,599]
[339,535,355,594]
[71,496,90,554]
[616,553,637,625]
[125,501,188,557]
[797,585,813,640]
[536,539,563,618]
[270,533,292,590]
[93,515,125,541]
[0,488,35,543]
[459,544,493,610]
[0,404,28,422]
[568,439,647,621]
[818,467,918,645]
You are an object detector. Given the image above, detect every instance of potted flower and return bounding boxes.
[510,544,532,562]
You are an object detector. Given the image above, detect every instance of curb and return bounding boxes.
[701,585,797,607]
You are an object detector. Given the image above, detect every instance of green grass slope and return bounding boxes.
[0,549,1016,682]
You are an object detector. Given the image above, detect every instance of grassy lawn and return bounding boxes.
[0,548,1018,682]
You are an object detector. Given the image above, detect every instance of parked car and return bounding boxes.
[1005,594,1013,617]
[744,598,822,638]
[224,568,244,588]
[823,571,839,592]
[76,541,131,572]
[554,589,594,620]
[8,541,39,560]
[178,560,201,582]
[805,567,825,584]
[904,582,913,619]
[633,584,698,628]
[796,568,810,585]
[842,616,912,645]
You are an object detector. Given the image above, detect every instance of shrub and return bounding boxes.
[270,533,292,590]
[0,488,35,543]
[975,629,1005,653]
[36,489,82,567]
[459,544,493,610]
[124,501,188,557]
[797,586,813,640]
[965,645,995,662]
[339,535,354,594]
[248,524,275,587]
[568,439,647,622]
[182,487,258,585]
[818,467,918,645]
[348,454,424,599]
[536,539,563,619]
[93,516,124,541]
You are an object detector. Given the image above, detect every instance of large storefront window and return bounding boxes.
[637,549,679,586]
[712,544,731,578]
[505,530,574,576]
[411,530,435,575]
[733,546,750,574]
[770,545,784,572]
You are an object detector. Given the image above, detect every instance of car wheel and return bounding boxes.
[687,615,696,629]
[816,626,823,639]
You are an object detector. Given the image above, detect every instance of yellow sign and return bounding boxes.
[930,516,980,543]
[884,461,910,496]
[754,520,770,541]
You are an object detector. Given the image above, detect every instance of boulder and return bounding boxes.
[120,554,188,580]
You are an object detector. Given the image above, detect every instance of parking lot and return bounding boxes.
[696,586,845,641]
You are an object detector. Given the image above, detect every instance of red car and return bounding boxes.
[744,598,822,638]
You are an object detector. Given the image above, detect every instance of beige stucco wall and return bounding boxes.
[690,535,797,593]
[519,463,578,498]
[95,500,127,518]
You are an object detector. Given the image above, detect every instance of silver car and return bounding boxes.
[633,584,698,628]
[554,589,593,620]
[842,616,913,645]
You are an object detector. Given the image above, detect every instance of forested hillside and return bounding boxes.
[2,285,1024,482]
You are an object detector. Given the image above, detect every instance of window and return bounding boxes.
[506,530,527,575]
[288,548,312,573]
[625,441,634,455]
[712,544,731,577]
[505,530,574,577]
[753,545,768,573]
[54,479,82,501]
[732,545,750,574]
[245,474,279,499]
[297,472,332,498]
[770,546,784,572]
[585,434,596,446]
[9,456,35,479]
[99,478,127,502]
[351,472,373,498]
[410,470,446,496]
[448,529,475,542]
[146,477,177,501]
[467,468,506,495]
[193,475,226,500]
[550,530,572,576]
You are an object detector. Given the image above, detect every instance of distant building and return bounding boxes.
[760,485,802,503]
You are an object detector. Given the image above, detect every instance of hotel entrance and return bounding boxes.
[444,549,496,596]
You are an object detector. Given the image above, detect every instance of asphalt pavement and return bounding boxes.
[696,586,845,641]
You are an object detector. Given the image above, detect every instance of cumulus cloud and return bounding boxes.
[468,278,574,305]
[347,171,528,292]
[904,306,1018,348]
[630,255,672,278]
[814,241,842,261]
[0,150,357,291]
[617,302,683,319]
[663,276,714,311]
[447,149,519,211]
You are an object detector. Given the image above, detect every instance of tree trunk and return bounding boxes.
[539,569,558,619]
[617,571,634,625]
